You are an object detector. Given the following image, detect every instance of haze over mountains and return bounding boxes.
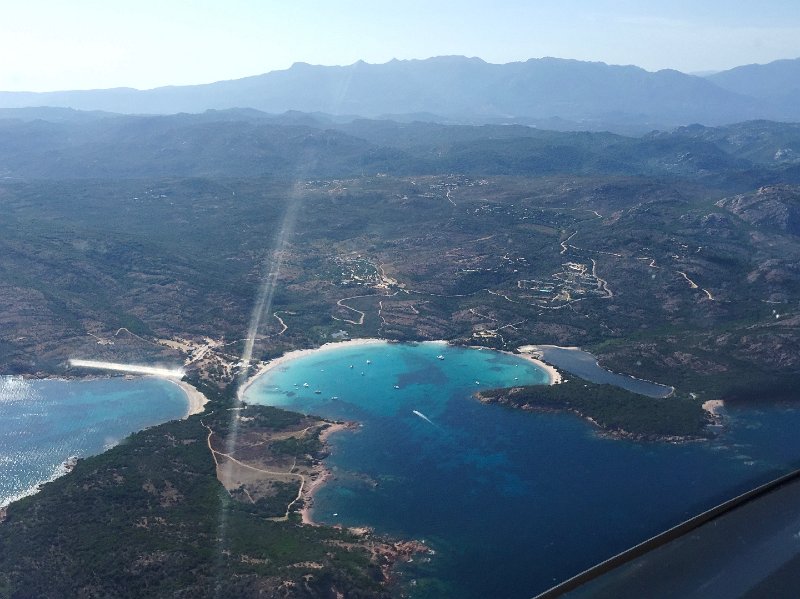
[1,106,799,183]
[0,56,798,133]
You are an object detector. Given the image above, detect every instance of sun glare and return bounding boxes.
[68,359,184,379]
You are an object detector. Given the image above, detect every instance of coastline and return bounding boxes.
[237,337,390,400]
[702,399,725,416]
[1,375,207,510]
[300,421,356,525]
[702,399,725,426]
[5,341,562,514]
[477,390,709,443]
[162,377,209,418]
[15,372,208,419]
[0,456,77,510]
[509,349,563,385]
[519,343,674,398]
[239,337,562,526]
[238,338,557,398]
[295,419,429,582]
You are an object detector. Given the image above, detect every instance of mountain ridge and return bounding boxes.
[0,56,797,131]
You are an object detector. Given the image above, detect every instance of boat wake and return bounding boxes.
[412,409,437,427]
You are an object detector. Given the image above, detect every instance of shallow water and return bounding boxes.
[0,376,188,508]
[242,342,800,597]
[531,345,674,397]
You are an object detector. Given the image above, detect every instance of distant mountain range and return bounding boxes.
[0,56,798,132]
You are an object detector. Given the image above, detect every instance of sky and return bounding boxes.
[1,0,799,91]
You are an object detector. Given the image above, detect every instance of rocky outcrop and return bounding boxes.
[716,185,800,235]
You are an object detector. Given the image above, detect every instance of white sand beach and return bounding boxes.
[514,346,563,385]
[238,338,564,400]
[162,378,209,417]
[237,338,389,400]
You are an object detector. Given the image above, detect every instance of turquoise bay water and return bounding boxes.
[246,341,800,598]
[0,376,188,508]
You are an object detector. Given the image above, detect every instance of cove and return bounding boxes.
[0,376,190,508]
[242,341,800,598]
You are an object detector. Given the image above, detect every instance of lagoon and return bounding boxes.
[522,344,674,398]
[243,341,800,598]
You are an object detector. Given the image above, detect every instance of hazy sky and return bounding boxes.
[2,0,799,91]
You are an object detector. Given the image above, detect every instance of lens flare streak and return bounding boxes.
[68,359,184,379]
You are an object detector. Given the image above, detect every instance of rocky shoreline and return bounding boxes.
[297,419,432,587]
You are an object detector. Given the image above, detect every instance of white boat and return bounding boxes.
[394,385,400,389]
[437,355,445,360]
[366,359,372,364]
[303,383,309,387]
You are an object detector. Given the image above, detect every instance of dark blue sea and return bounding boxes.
[238,342,800,597]
[0,376,188,508]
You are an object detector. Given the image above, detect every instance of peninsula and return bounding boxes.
[477,379,711,441]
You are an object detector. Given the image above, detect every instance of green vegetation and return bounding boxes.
[0,400,391,598]
[271,435,324,458]
[2,157,800,397]
[479,380,710,440]
[233,481,302,519]
[2,113,800,596]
